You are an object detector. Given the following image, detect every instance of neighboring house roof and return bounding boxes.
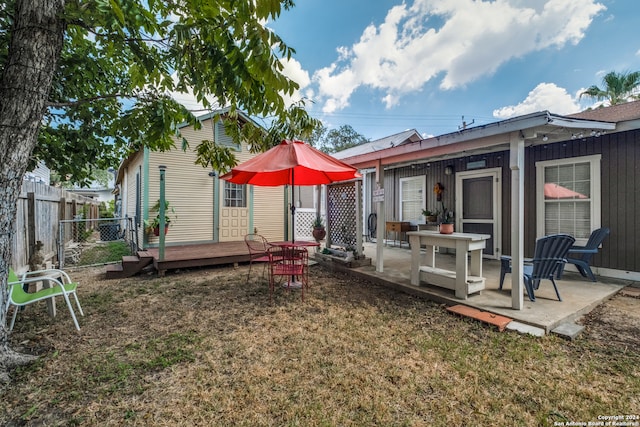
[333,129,422,160]
[175,107,260,130]
[568,100,640,122]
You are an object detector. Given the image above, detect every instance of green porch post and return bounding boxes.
[159,165,166,261]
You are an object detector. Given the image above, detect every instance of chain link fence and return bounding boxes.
[58,217,138,269]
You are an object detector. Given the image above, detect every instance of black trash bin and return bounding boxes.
[99,223,120,241]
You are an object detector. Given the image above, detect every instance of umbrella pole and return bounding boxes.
[291,170,295,243]
[290,172,297,284]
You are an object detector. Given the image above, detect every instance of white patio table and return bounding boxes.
[407,231,490,299]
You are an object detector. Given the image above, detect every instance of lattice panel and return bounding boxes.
[327,182,357,250]
[295,208,318,240]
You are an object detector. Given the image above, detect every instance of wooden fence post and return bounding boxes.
[27,192,36,259]
[57,197,65,266]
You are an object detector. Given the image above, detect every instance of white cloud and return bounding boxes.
[313,0,605,113]
[166,73,221,114]
[279,57,312,107]
[167,57,312,113]
[492,83,581,118]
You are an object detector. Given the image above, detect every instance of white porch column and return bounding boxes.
[376,160,385,272]
[355,180,363,257]
[509,132,525,310]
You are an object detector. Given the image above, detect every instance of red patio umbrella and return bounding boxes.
[220,140,361,240]
[544,183,587,199]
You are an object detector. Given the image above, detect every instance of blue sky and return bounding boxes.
[263,0,640,141]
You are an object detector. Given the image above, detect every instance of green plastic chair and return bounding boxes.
[6,268,84,331]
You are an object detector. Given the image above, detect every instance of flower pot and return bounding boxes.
[439,223,454,234]
[153,226,169,236]
[312,226,326,241]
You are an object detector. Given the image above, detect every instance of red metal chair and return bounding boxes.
[267,245,308,302]
[244,234,270,282]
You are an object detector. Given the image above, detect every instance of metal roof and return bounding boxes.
[339,111,618,169]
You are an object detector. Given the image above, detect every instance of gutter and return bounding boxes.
[342,111,617,169]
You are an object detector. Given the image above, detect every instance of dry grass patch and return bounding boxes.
[1,264,638,426]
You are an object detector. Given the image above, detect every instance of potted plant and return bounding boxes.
[145,199,176,236]
[312,215,326,242]
[433,183,454,233]
[422,208,439,223]
[439,206,454,234]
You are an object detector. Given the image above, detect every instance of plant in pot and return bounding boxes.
[145,199,176,236]
[422,208,440,223]
[312,215,326,242]
[433,182,454,233]
[439,206,454,234]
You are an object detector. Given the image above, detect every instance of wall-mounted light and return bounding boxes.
[444,165,454,175]
[542,135,548,142]
[208,171,216,177]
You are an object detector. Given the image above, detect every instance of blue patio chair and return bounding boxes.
[500,234,575,302]
[556,227,610,282]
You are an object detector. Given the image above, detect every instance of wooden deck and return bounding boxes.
[142,241,252,275]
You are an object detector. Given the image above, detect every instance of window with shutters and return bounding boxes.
[399,176,426,223]
[536,155,601,245]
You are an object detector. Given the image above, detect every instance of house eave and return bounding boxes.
[341,111,617,169]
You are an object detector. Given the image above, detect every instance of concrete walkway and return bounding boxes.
[329,242,630,334]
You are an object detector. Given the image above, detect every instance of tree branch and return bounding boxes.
[46,93,133,108]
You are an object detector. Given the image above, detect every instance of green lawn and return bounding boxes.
[2,265,638,426]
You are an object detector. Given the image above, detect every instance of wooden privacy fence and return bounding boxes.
[12,181,101,272]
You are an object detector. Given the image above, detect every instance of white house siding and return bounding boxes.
[118,114,286,247]
[24,160,51,185]
[252,186,286,241]
[146,127,215,246]
[122,152,144,246]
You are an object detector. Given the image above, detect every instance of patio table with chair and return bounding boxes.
[266,241,319,301]
[408,231,490,299]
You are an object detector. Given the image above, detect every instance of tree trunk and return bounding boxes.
[0,0,65,383]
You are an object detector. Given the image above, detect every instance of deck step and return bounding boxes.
[137,251,154,260]
[105,263,124,279]
[105,254,154,279]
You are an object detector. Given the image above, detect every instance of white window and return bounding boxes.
[399,176,426,224]
[224,182,246,207]
[536,155,601,245]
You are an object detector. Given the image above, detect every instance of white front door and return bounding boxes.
[455,168,501,258]
[219,181,249,242]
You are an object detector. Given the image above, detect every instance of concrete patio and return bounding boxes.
[325,241,631,334]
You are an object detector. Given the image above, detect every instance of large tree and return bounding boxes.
[0,0,317,383]
[580,70,640,105]
[315,124,369,154]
